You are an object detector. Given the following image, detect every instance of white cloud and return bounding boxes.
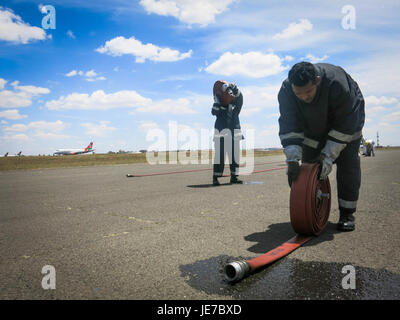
[305,54,329,63]
[1,133,31,141]
[85,70,98,78]
[0,7,48,44]
[0,109,27,120]
[241,84,281,110]
[381,111,400,123]
[46,90,151,110]
[136,98,196,114]
[66,30,76,39]
[240,107,261,117]
[272,19,313,40]
[4,120,66,133]
[11,81,50,96]
[365,95,398,106]
[139,121,160,132]
[139,0,236,26]
[65,69,106,81]
[96,36,193,63]
[81,121,117,137]
[0,78,7,89]
[0,80,50,108]
[45,89,197,114]
[205,51,287,78]
[65,70,78,77]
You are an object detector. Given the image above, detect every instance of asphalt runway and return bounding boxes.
[0,150,399,300]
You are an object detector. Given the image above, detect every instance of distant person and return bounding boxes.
[278,62,365,231]
[363,139,375,157]
[212,80,243,186]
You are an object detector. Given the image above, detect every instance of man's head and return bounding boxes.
[288,62,321,103]
[213,80,234,106]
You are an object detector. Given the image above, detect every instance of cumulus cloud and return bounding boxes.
[139,121,160,132]
[66,30,76,39]
[205,51,287,78]
[365,95,398,106]
[65,69,105,81]
[0,7,48,44]
[4,120,66,133]
[46,90,151,111]
[139,0,236,26]
[0,78,50,108]
[0,109,27,120]
[305,53,329,63]
[65,70,78,77]
[0,78,7,89]
[272,19,313,40]
[81,121,117,137]
[45,89,197,114]
[96,36,193,63]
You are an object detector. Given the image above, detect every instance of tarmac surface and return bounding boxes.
[0,149,399,300]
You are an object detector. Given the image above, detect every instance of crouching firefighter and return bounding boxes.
[278,62,365,232]
[212,80,244,186]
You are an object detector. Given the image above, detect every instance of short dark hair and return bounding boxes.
[288,62,318,86]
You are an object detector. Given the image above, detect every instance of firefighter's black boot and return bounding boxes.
[337,212,355,232]
[213,176,220,186]
[230,175,243,184]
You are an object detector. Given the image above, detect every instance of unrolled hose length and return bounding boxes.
[223,163,331,283]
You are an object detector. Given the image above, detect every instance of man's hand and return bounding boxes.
[287,161,300,187]
[319,154,333,180]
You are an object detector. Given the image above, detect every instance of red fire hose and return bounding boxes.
[224,163,331,282]
[126,160,285,177]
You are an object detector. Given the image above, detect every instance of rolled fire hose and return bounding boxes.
[224,163,331,282]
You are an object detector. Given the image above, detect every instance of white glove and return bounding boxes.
[284,145,302,163]
[319,155,333,180]
[319,140,346,180]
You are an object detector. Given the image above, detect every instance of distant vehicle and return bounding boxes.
[54,142,94,155]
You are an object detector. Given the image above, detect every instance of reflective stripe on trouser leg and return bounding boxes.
[213,135,233,177]
[229,138,240,176]
[213,136,225,177]
[335,138,361,214]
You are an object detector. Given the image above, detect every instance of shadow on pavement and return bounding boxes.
[244,221,342,254]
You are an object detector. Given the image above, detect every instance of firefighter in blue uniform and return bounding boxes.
[212,81,243,186]
[278,62,365,231]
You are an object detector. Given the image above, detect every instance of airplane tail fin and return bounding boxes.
[85,142,93,152]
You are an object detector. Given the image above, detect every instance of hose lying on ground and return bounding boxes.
[224,163,331,282]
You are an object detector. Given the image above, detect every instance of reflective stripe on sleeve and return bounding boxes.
[328,129,362,143]
[303,137,319,149]
[279,132,304,142]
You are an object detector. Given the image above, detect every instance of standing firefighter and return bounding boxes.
[212,80,243,186]
[278,62,365,231]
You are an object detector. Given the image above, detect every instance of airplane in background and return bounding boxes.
[53,142,94,155]
[2,151,22,157]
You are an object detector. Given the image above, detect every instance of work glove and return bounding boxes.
[319,140,346,180]
[318,154,333,180]
[284,145,302,187]
[287,161,300,187]
[228,83,239,96]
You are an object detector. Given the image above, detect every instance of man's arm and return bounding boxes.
[319,79,364,179]
[278,83,304,186]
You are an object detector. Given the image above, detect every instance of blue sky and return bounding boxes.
[0,0,399,155]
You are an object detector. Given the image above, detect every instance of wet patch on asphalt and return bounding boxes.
[180,256,400,299]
